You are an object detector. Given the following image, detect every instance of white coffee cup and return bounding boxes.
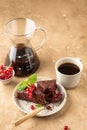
[55,57,83,89]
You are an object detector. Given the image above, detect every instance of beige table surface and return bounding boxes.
[0,0,87,130]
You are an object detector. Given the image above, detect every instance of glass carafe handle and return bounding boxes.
[34,27,47,51]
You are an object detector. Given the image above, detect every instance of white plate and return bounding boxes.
[13,76,67,117]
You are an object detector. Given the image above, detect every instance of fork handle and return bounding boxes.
[12,107,44,127]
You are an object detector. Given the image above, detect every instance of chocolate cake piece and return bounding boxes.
[37,80,62,103]
[16,89,46,105]
[37,79,57,95]
[16,90,29,101]
[16,79,62,105]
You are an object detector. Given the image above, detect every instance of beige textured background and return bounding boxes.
[0,0,87,130]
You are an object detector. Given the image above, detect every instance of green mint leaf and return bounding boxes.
[16,74,37,91]
[16,80,28,90]
[35,104,43,108]
[27,73,37,84]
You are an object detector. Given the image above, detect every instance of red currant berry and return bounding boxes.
[0,65,4,70]
[30,105,35,110]
[64,125,69,130]
[29,93,33,99]
[7,67,13,72]
[58,92,62,97]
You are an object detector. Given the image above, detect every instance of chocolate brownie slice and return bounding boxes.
[16,79,62,105]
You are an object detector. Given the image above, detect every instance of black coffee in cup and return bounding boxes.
[58,63,80,75]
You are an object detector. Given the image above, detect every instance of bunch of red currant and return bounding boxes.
[0,65,13,80]
[26,84,36,99]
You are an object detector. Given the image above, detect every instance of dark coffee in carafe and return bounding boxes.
[5,43,40,76]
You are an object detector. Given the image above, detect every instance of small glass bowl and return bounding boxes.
[0,67,15,85]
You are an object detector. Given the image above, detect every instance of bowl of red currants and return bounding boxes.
[0,65,15,84]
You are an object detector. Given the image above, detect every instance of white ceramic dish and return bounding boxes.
[13,76,67,117]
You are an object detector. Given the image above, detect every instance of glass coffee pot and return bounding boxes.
[4,18,46,76]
